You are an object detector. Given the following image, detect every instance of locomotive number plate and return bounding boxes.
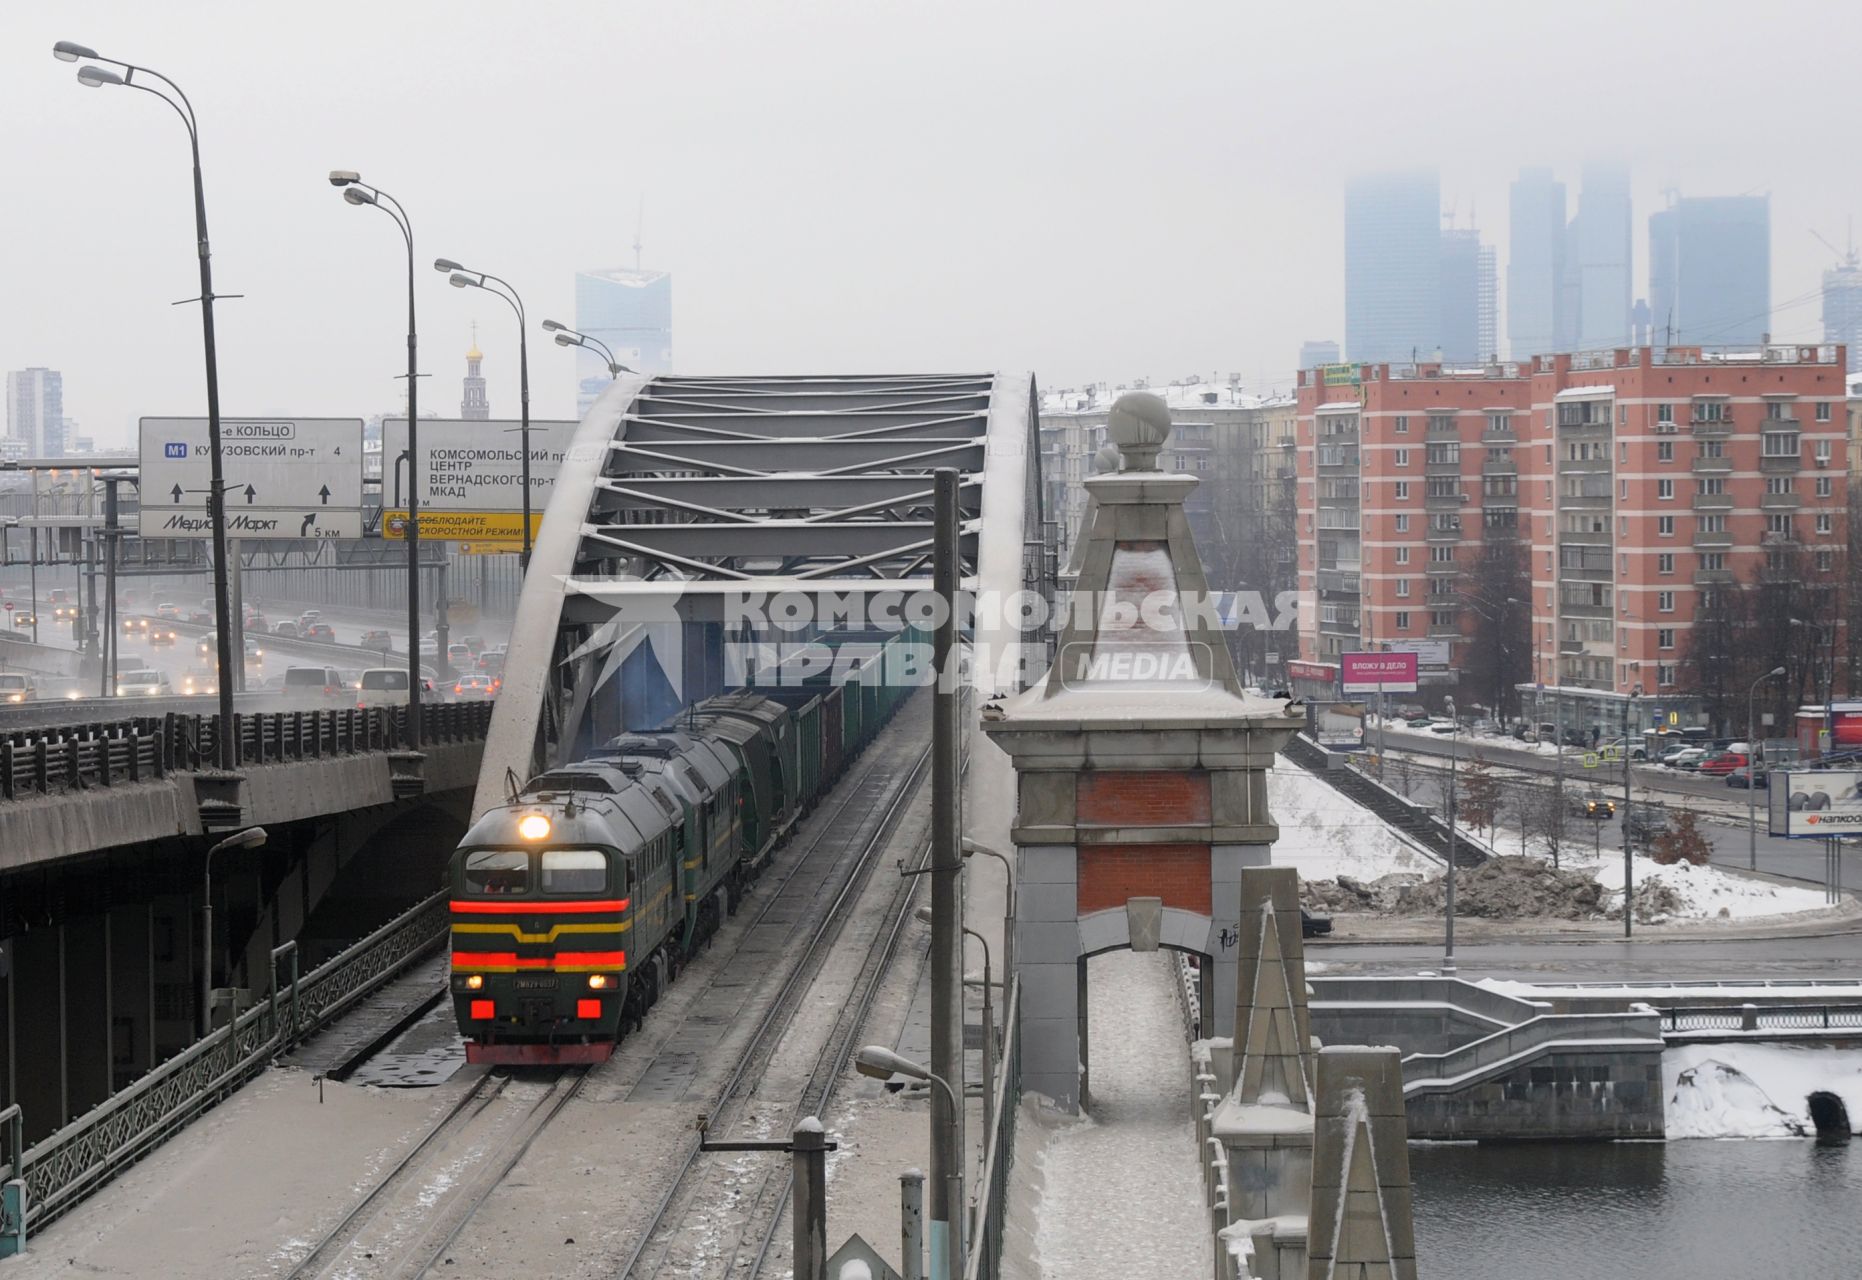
[515,976,557,990]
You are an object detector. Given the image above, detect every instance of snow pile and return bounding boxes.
[1267,768,1432,882]
[1665,1043,1862,1139]
[1584,852,1831,922]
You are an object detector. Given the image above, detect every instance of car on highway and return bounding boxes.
[1726,766,1770,789]
[272,621,300,639]
[358,667,443,705]
[459,635,485,655]
[303,623,337,643]
[148,626,178,647]
[299,610,322,626]
[180,668,218,697]
[1300,907,1332,939]
[9,612,36,629]
[122,616,151,635]
[282,666,347,702]
[155,602,181,621]
[188,610,213,626]
[360,629,394,650]
[0,673,37,704]
[477,650,506,677]
[1698,751,1749,778]
[1569,791,1617,820]
[116,669,173,697]
[447,642,473,669]
[451,673,497,701]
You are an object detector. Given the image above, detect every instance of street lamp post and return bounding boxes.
[961,836,1015,987]
[1443,694,1458,975]
[331,172,422,748]
[1747,666,1787,870]
[55,41,238,767]
[854,1045,963,1280]
[1792,617,1833,758]
[437,260,534,569]
[541,320,634,377]
[916,907,997,1144]
[1623,686,1641,939]
[201,825,267,1037]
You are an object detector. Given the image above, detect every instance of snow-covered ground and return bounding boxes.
[1587,849,1831,921]
[1267,767,1433,881]
[1013,952,1211,1279]
[1665,1043,1862,1139]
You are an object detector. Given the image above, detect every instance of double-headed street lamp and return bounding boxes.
[55,40,238,767]
[540,320,634,376]
[1748,665,1788,870]
[436,260,536,569]
[330,171,424,748]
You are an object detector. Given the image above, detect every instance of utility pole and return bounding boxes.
[1623,687,1640,938]
[929,467,964,1280]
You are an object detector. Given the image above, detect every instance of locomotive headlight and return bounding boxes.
[517,813,552,841]
[587,974,611,990]
[464,974,484,991]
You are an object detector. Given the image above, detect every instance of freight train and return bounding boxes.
[447,629,918,1064]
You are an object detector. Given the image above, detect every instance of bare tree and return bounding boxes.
[1462,533,1531,726]
[1521,782,1570,870]
[1459,754,1501,839]
[1650,809,1713,867]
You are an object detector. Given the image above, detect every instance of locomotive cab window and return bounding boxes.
[463,849,530,895]
[541,849,608,894]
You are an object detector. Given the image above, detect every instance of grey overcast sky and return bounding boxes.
[6,0,1860,449]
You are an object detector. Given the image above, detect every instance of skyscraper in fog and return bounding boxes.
[1298,339,1340,370]
[1440,229,1497,364]
[1649,195,1771,347]
[1344,170,1441,364]
[1562,161,1633,349]
[574,266,672,414]
[6,367,64,457]
[1507,167,1566,358]
[1822,255,1862,373]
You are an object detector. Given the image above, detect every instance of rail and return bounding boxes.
[1399,1011,1662,1093]
[1654,1003,1862,1033]
[964,979,1022,1280]
[0,889,450,1246]
[0,702,494,800]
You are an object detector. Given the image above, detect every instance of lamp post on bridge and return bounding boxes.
[1747,666,1787,870]
[54,40,238,767]
[541,319,633,377]
[201,826,266,1038]
[436,259,535,571]
[330,171,424,748]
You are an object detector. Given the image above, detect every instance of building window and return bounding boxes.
[1817,475,1833,498]
[1426,442,1460,465]
[1394,415,1409,434]
[1430,545,1455,563]
[1698,515,1726,533]
[1395,448,1410,467]
[1658,553,1674,575]
[1656,403,1674,423]
[1486,413,1511,434]
[1818,550,1835,572]
[1766,476,1795,495]
[1701,552,1726,571]
[1816,439,1833,462]
[1697,478,1726,496]
[1396,579,1411,598]
[1816,402,1833,422]
[1657,441,1674,462]
[1767,513,1794,535]
[1658,664,1677,688]
[1619,479,1630,501]
[1658,629,1675,650]
[1431,609,1456,628]
[1658,591,1675,612]
[1657,478,1674,500]
[1818,512,1834,535]
[1761,431,1800,458]
[1765,400,1791,421]
[1658,515,1675,536]
[1395,611,1411,630]
[1693,400,1727,423]
[1394,481,1410,500]
[1428,414,1455,434]
[1394,514,1409,533]
[1396,546,1410,565]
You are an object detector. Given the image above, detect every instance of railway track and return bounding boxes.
[617,728,939,1278]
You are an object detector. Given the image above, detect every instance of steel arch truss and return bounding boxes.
[476,372,1047,810]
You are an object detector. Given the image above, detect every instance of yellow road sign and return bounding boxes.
[1582,752,1600,768]
[382,510,541,541]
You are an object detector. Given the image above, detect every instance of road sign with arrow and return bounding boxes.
[138,417,365,540]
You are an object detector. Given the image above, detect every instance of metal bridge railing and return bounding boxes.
[965,978,1021,1280]
[0,702,494,800]
[1655,1003,1862,1033]
[0,890,450,1251]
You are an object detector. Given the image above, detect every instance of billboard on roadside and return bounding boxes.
[1340,650,1419,694]
[1768,769,1862,838]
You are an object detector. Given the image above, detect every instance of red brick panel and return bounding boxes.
[1077,844,1212,915]
[1076,770,1211,827]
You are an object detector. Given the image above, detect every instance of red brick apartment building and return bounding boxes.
[1296,345,1848,733]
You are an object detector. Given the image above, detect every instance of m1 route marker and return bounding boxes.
[138,417,365,539]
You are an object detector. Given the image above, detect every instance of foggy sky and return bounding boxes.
[5,0,1859,451]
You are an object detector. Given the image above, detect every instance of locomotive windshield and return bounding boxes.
[463,850,528,894]
[541,849,608,893]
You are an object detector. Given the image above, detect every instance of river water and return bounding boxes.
[1412,1139,1860,1278]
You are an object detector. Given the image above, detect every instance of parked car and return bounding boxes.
[0,673,37,704]
[116,669,173,697]
[1406,716,1435,728]
[1699,751,1749,778]
[1569,792,1617,820]
[272,621,300,639]
[1664,747,1710,771]
[1300,908,1333,939]
[282,666,347,701]
[303,623,337,643]
[451,673,497,701]
[360,629,394,650]
[1425,719,1458,735]
[1726,766,1770,790]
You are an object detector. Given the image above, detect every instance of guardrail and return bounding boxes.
[964,979,1022,1280]
[1399,1010,1663,1093]
[0,702,494,801]
[1655,1003,1862,1033]
[0,890,449,1252]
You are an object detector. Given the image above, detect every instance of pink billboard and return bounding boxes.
[1339,650,1419,694]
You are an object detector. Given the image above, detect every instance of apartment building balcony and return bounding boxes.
[1759,453,1801,474]
[1690,455,1733,474]
[1688,417,1733,437]
[1760,530,1799,548]
[1694,568,1736,586]
[1480,425,1517,445]
[1559,528,1612,545]
[1559,564,1614,582]
[1692,529,1733,549]
[1760,490,1803,510]
[1481,457,1517,475]
[1560,601,1614,619]
[1560,493,1612,509]
[1762,415,1800,429]
[1423,490,1469,508]
[1481,490,1520,509]
[1691,492,1734,510]
[1425,561,1460,576]
[1429,623,1464,639]
[1424,457,1465,474]
[1317,569,1360,595]
[1425,522,1463,542]
[1317,451,1360,470]
[1319,618,1361,637]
